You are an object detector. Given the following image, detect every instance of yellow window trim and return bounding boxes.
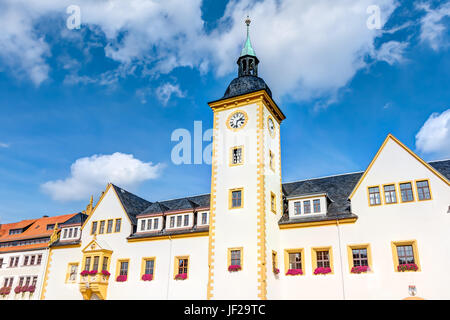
[106,219,113,233]
[415,179,433,201]
[229,145,244,167]
[115,259,130,281]
[382,183,399,205]
[284,248,305,276]
[229,188,244,210]
[391,240,421,272]
[65,262,79,283]
[90,221,98,235]
[346,244,373,274]
[173,256,190,279]
[270,192,276,214]
[114,218,122,233]
[311,246,334,275]
[269,150,275,171]
[398,181,416,203]
[99,220,106,234]
[226,109,249,132]
[140,257,156,280]
[367,185,382,207]
[227,247,244,271]
[272,250,278,272]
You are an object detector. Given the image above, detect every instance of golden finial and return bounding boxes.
[85,196,94,216]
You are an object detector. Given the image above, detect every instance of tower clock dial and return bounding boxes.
[227,111,248,130]
[268,117,275,136]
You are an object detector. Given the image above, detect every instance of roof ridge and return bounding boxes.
[282,171,364,186]
[156,193,211,203]
[428,158,450,163]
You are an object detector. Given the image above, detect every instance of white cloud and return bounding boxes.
[41,152,164,201]
[0,0,401,104]
[416,2,450,51]
[0,142,9,148]
[416,109,450,157]
[155,83,186,105]
[373,41,408,65]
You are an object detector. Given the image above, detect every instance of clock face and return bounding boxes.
[228,111,247,130]
[268,117,275,136]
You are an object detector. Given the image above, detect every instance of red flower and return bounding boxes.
[27,285,36,293]
[175,273,187,280]
[273,268,280,274]
[286,269,303,275]
[116,275,127,282]
[351,266,371,274]
[397,264,418,272]
[228,265,242,272]
[80,270,89,276]
[14,286,22,294]
[314,267,332,275]
[142,274,153,281]
[88,270,98,275]
[101,270,111,276]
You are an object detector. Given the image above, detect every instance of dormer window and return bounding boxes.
[138,217,162,232]
[288,196,327,218]
[46,224,55,230]
[313,199,321,213]
[294,202,301,215]
[304,201,311,214]
[9,228,22,235]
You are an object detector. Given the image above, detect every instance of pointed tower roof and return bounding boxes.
[240,16,256,57]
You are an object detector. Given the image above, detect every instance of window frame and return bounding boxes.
[367,185,382,206]
[99,220,106,234]
[140,257,156,280]
[269,150,275,171]
[391,240,421,272]
[293,201,301,215]
[115,259,130,280]
[313,199,321,213]
[91,221,98,235]
[227,247,244,271]
[347,244,373,273]
[65,262,79,283]
[229,188,244,210]
[107,219,113,233]
[114,219,122,233]
[415,179,432,201]
[398,181,415,203]
[270,192,276,214]
[382,184,398,205]
[311,246,334,275]
[173,256,190,279]
[284,248,305,276]
[230,145,244,167]
[303,200,311,214]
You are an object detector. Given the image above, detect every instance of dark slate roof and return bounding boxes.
[139,202,170,216]
[222,75,272,100]
[127,226,209,240]
[111,184,152,225]
[429,159,450,180]
[279,172,363,225]
[139,194,211,216]
[59,212,88,227]
[50,239,81,248]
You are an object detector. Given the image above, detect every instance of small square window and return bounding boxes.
[230,189,243,209]
[231,147,243,165]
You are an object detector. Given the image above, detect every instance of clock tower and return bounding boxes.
[206,17,286,300]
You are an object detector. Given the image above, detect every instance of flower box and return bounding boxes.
[314,267,332,275]
[0,287,10,295]
[175,273,187,280]
[80,270,90,276]
[286,269,303,276]
[228,265,242,272]
[88,270,98,275]
[142,274,153,281]
[14,286,22,294]
[273,268,280,275]
[116,275,127,282]
[101,270,111,276]
[397,263,418,272]
[351,266,370,274]
[27,285,36,293]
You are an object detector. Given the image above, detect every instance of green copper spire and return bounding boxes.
[240,16,256,57]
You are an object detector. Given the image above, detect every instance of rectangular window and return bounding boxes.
[271,193,276,213]
[289,252,302,270]
[32,276,37,286]
[0,258,3,268]
[14,256,19,267]
[73,228,78,238]
[384,185,397,204]
[102,257,108,271]
[30,255,35,265]
[416,180,431,200]
[368,186,381,205]
[352,248,368,267]
[170,216,175,228]
[269,150,275,171]
[184,215,189,226]
[145,259,155,275]
[316,250,330,268]
[46,224,55,230]
[119,261,129,276]
[272,251,278,271]
[115,219,121,232]
[400,183,414,202]
[68,228,73,238]
[8,277,13,287]
[37,254,42,265]
[313,199,321,213]
[91,221,98,235]
[153,219,158,230]
[304,200,311,214]
[147,219,152,230]
[230,250,241,266]
[69,264,78,281]
[63,229,68,239]
[231,189,243,208]
[397,245,415,265]
[99,221,105,234]
[177,258,188,275]
[201,212,208,224]
[176,215,182,227]
[141,219,146,231]
[84,257,91,271]
[231,147,243,165]
[294,201,301,215]
[107,219,113,233]
[92,256,100,272]
[24,256,29,266]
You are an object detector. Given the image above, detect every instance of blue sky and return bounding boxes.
[0,0,449,222]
